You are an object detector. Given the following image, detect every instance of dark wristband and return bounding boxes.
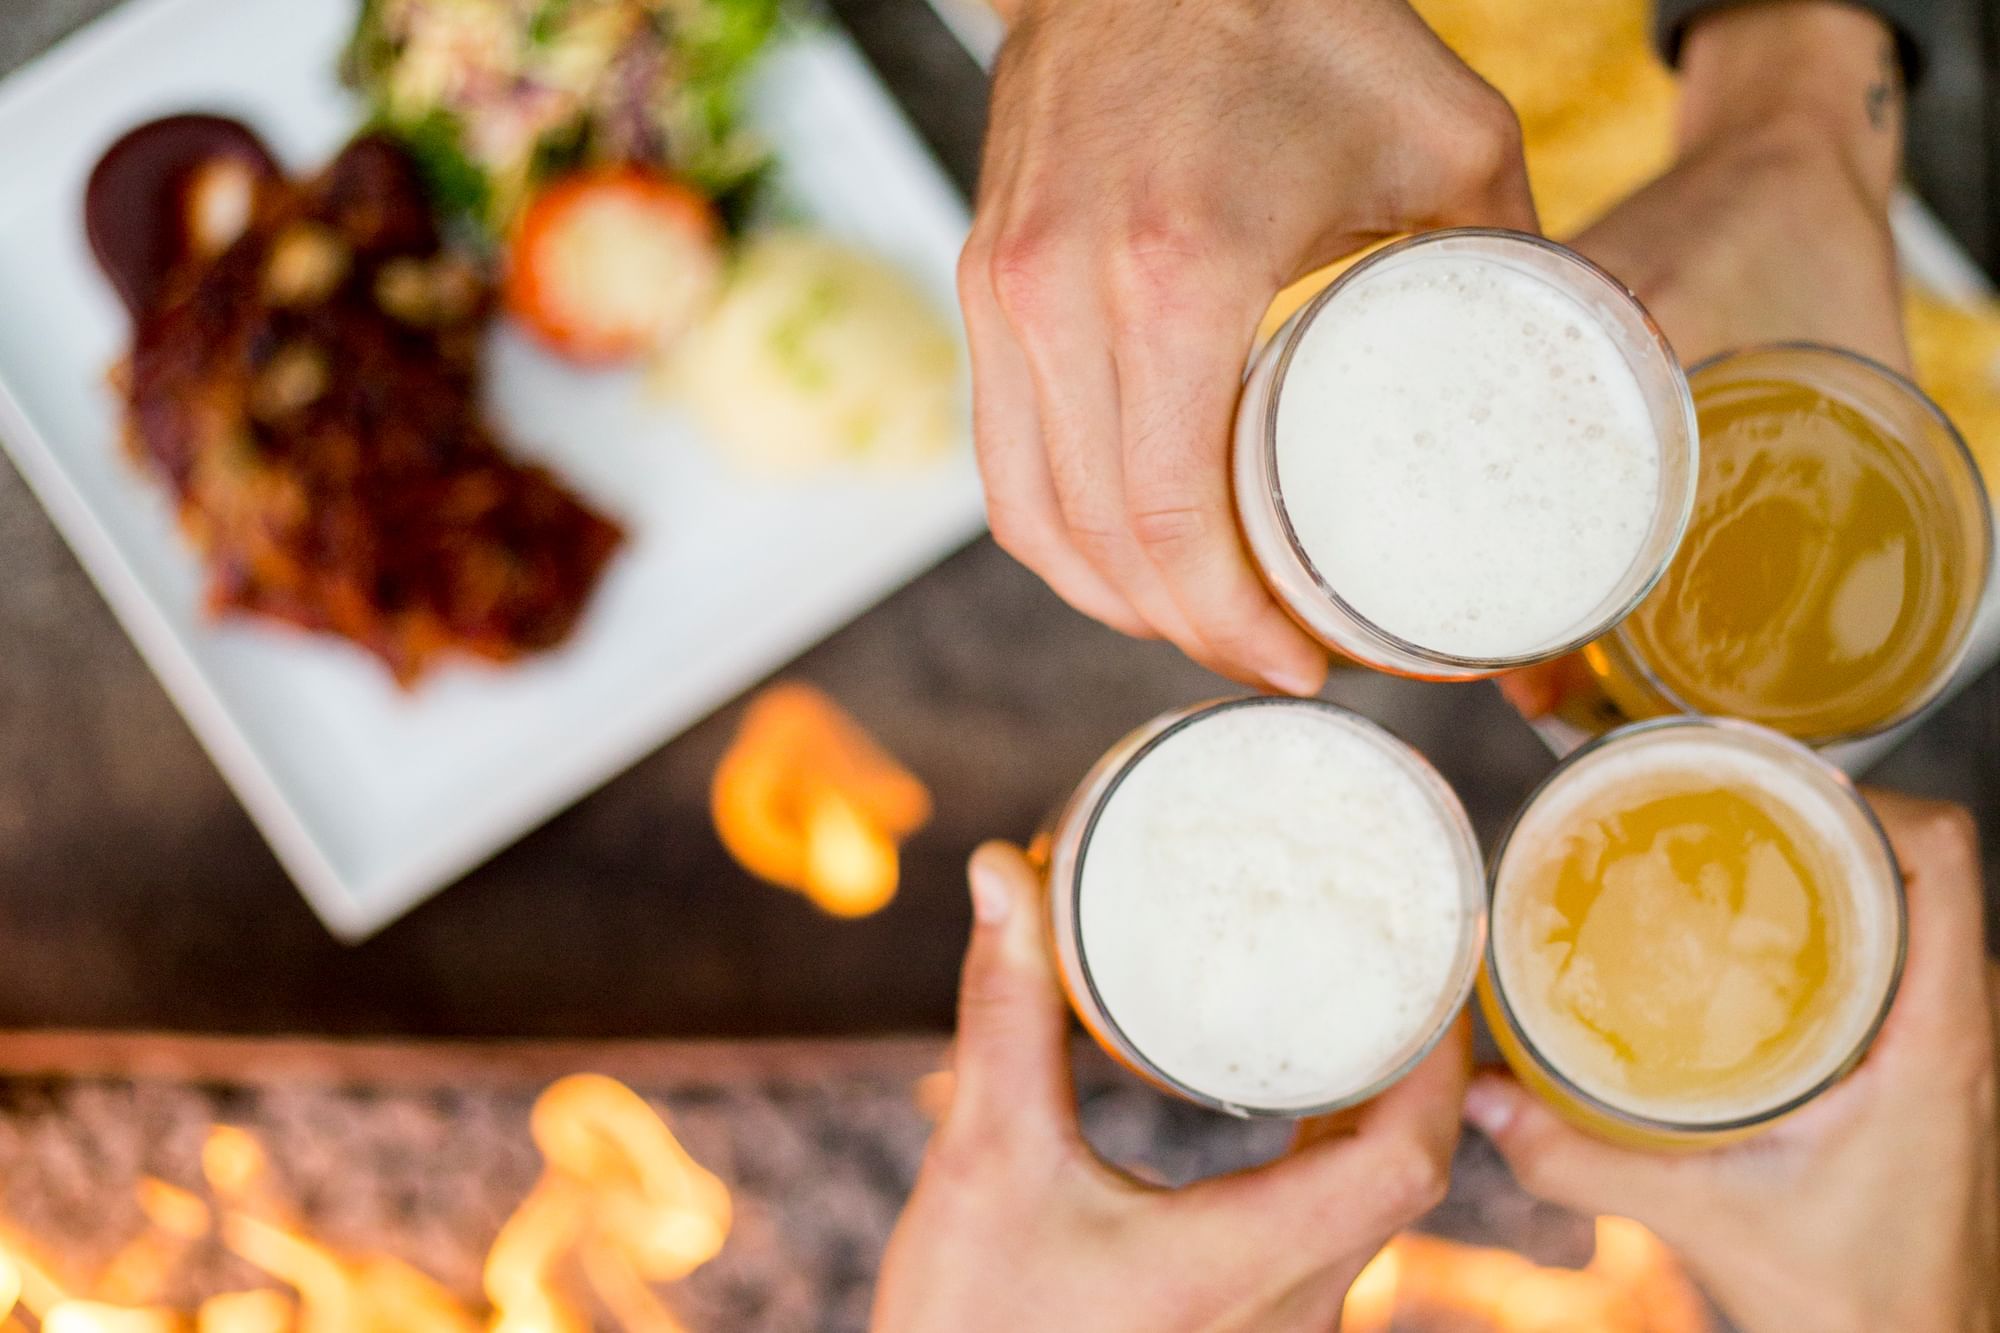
[1653,0,1933,88]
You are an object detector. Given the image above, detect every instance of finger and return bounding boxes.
[1988,958,1999,1048]
[1462,1071,1712,1241]
[1429,84,1539,236]
[942,841,1078,1152]
[1498,654,1600,720]
[1109,254,1330,696]
[1451,144,1539,235]
[1496,664,1563,718]
[1351,1010,1474,1168]
[1858,790,1989,1059]
[961,240,1153,638]
[1197,1015,1472,1252]
[987,236,1218,662]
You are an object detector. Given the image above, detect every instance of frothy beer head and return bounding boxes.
[1488,720,1904,1131]
[1239,230,1695,674]
[1057,699,1484,1115]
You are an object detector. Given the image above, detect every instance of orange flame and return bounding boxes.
[193,1290,292,1333]
[0,1076,729,1333]
[0,1074,1711,1333]
[1341,1217,1712,1333]
[486,1075,730,1333]
[93,1182,210,1309]
[200,1129,266,1203]
[711,684,931,917]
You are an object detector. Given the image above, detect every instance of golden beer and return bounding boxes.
[1481,718,1904,1146]
[1576,343,1991,744]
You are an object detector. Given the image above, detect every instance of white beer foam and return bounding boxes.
[1079,704,1470,1109]
[1276,251,1659,658]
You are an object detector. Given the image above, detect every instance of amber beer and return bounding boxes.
[1481,718,1905,1146]
[1575,343,1993,743]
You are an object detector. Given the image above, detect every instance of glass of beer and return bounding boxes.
[1042,697,1486,1117]
[1578,342,1994,743]
[1234,228,1698,679]
[1481,717,1905,1147]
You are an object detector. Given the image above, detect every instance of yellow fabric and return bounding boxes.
[1261,0,2000,492]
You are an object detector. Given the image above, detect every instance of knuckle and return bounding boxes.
[956,959,1026,1027]
[1064,517,1134,571]
[988,229,1060,328]
[1103,221,1210,322]
[1431,83,1524,192]
[1126,498,1211,556]
[1377,1136,1449,1215]
[955,235,994,307]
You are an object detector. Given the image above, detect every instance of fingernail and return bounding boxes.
[968,850,1012,926]
[1463,1079,1517,1138]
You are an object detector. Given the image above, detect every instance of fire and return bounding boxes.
[1340,1216,1712,1333]
[0,1076,728,1333]
[711,683,931,917]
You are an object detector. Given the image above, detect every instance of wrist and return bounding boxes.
[1676,1,1902,201]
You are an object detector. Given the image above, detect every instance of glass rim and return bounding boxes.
[1259,227,1699,670]
[1608,339,1997,746]
[1484,714,1909,1136]
[1066,696,1488,1118]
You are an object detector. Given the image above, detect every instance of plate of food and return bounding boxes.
[0,0,980,937]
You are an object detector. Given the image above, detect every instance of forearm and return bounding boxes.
[1676,2,1903,201]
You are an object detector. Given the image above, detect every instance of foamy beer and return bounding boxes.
[1043,698,1486,1116]
[1578,343,1994,744]
[1481,718,1905,1147]
[1235,229,1697,679]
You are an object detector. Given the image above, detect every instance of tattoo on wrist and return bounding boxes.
[1865,37,1900,131]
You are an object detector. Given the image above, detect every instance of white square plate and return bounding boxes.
[0,0,983,938]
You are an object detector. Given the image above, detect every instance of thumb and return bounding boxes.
[1463,1073,1711,1239]
[1194,1015,1473,1256]
[941,841,1078,1150]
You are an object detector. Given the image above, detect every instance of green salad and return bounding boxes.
[344,0,778,235]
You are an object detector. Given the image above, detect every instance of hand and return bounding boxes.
[1497,1,1908,719]
[873,843,1471,1332]
[962,0,1535,695]
[1464,790,2000,1333]
[1570,2,1908,373]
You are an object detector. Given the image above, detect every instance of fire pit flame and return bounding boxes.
[0,1076,728,1332]
[1340,1215,1714,1332]
[711,683,931,917]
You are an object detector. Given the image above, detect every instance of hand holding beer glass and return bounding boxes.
[1466,790,2000,1333]
[872,843,1473,1333]
[959,0,1537,695]
[1497,12,1977,732]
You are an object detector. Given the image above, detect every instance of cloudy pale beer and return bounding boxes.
[1579,343,1993,743]
[1044,698,1485,1116]
[1235,229,1697,679]
[1481,719,1905,1146]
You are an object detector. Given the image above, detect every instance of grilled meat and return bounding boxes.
[103,126,622,685]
